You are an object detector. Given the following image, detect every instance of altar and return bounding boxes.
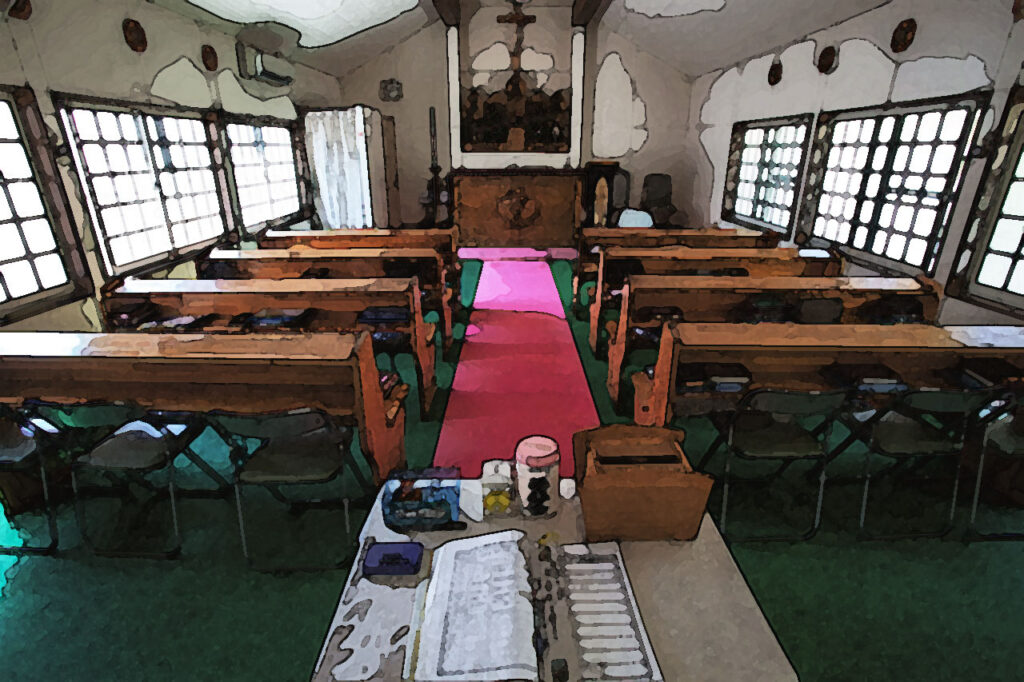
[450,168,584,248]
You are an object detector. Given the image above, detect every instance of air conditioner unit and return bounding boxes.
[236,43,295,87]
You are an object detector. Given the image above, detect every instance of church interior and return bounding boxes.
[1,0,1024,680]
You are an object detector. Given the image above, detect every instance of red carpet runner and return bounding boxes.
[433,257,600,478]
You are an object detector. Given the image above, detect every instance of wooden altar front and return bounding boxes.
[450,169,584,248]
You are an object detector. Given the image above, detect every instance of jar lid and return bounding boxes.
[515,435,560,468]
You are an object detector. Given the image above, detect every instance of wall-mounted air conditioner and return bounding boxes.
[236,42,295,87]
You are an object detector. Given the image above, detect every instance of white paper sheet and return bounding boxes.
[414,530,537,681]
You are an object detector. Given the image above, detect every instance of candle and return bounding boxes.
[429,106,438,166]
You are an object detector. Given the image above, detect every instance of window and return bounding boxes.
[947,80,1024,312]
[975,152,1024,296]
[0,88,88,321]
[225,122,300,230]
[62,104,227,275]
[802,94,986,273]
[723,115,812,235]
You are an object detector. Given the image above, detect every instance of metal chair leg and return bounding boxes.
[234,482,251,565]
[39,456,59,554]
[344,497,351,538]
[858,450,872,531]
[166,463,182,559]
[70,465,96,554]
[966,441,1024,541]
[719,452,731,534]
[72,462,181,559]
[968,442,987,531]
[860,453,959,540]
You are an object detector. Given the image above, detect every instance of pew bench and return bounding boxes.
[586,246,844,351]
[0,331,407,485]
[200,247,455,344]
[604,275,941,401]
[634,322,1024,429]
[100,275,438,420]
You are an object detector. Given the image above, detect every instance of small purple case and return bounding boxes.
[363,542,424,576]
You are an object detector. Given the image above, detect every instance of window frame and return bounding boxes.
[54,92,234,278]
[219,111,309,238]
[797,90,990,277]
[0,85,91,326]
[721,113,814,239]
[946,82,1024,318]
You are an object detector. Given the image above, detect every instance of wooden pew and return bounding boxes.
[200,247,455,343]
[100,276,437,419]
[605,275,941,402]
[636,322,1024,427]
[586,246,843,351]
[580,225,780,250]
[260,227,457,257]
[574,226,781,307]
[0,331,406,483]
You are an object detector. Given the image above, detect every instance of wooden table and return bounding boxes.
[101,276,438,419]
[259,227,457,258]
[0,331,407,483]
[637,322,1024,427]
[604,275,941,401]
[586,247,844,352]
[312,485,796,682]
[200,247,455,343]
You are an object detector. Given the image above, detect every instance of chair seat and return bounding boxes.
[872,419,958,456]
[733,415,823,458]
[77,428,181,471]
[988,418,1024,457]
[238,429,346,485]
[0,419,38,467]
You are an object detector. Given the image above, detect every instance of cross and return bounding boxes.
[497,0,536,71]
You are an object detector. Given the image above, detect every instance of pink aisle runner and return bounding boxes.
[433,258,599,478]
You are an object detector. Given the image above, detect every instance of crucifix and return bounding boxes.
[497,0,536,72]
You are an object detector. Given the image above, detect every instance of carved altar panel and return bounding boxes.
[451,170,584,248]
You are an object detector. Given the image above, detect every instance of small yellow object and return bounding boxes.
[484,490,511,514]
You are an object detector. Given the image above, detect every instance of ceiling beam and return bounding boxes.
[572,0,613,27]
[433,0,460,26]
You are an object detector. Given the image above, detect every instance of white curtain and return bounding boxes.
[305,108,373,229]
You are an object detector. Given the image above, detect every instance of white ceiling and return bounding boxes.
[601,0,894,78]
[185,0,419,47]
[157,0,897,82]
[155,0,440,78]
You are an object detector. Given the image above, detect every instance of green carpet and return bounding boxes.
[558,260,1024,682]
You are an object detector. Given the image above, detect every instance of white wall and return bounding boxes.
[585,27,693,220]
[336,22,451,226]
[683,0,1022,322]
[0,0,343,330]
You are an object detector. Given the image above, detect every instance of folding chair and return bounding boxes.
[968,391,1024,540]
[208,410,365,571]
[720,388,849,541]
[859,388,993,539]
[0,404,59,555]
[71,409,206,559]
